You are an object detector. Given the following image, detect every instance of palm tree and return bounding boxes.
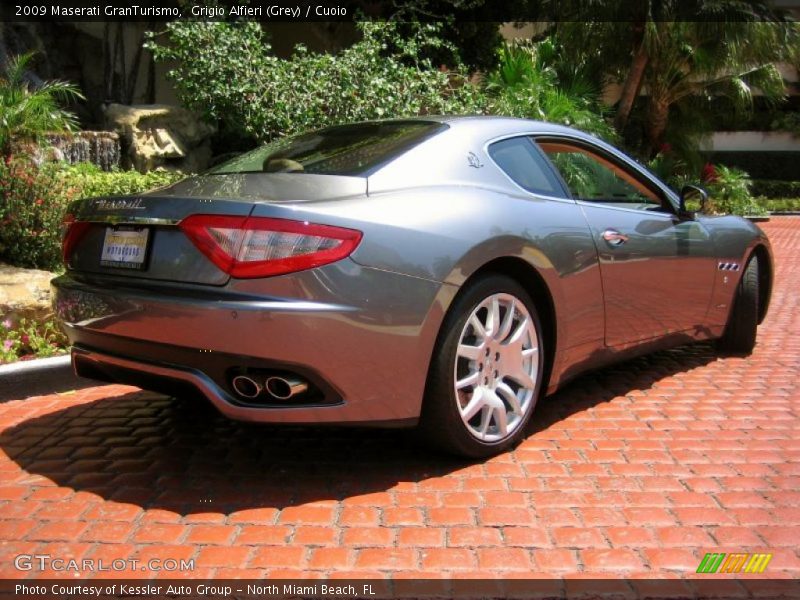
[549,0,797,156]
[639,19,790,152]
[0,52,84,156]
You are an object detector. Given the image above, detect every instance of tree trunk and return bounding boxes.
[614,12,650,135]
[614,44,649,133]
[646,97,669,156]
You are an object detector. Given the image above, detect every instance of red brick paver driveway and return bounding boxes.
[1,218,798,580]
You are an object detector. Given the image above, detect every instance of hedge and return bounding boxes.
[750,179,800,199]
[757,198,800,212]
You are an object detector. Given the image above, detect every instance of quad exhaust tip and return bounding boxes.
[230,372,310,402]
[231,375,262,399]
[265,376,309,400]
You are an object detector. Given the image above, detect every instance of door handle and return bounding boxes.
[602,229,629,246]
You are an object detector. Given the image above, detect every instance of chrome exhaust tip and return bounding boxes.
[265,376,309,400]
[231,375,263,399]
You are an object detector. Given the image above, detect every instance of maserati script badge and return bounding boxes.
[94,198,146,210]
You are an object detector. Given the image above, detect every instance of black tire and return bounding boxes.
[419,274,545,458]
[717,256,759,355]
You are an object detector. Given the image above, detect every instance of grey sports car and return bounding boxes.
[53,116,773,457]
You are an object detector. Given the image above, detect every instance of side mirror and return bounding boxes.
[679,184,708,216]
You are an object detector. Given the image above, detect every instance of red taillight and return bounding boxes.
[62,214,91,264]
[179,215,363,278]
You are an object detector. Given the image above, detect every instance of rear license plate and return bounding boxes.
[100,226,150,270]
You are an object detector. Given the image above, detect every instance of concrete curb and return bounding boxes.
[0,354,93,402]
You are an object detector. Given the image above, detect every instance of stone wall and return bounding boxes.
[0,264,54,324]
[105,103,215,173]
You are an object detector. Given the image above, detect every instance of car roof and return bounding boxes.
[407,115,591,138]
[362,115,605,194]
[311,115,598,147]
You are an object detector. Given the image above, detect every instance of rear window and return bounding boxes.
[488,136,564,196]
[208,120,447,177]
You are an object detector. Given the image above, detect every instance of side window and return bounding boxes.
[536,140,664,210]
[488,137,565,197]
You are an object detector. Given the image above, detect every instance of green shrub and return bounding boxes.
[146,21,485,144]
[485,42,615,141]
[704,164,767,217]
[648,158,777,216]
[751,179,800,199]
[0,157,75,270]
[0,160,185,271]
[60,162,184,200]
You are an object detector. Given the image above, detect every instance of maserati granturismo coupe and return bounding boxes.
[53,117,773,457]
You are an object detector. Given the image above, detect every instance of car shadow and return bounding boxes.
[0,342,718,516]
[528,341,718,435]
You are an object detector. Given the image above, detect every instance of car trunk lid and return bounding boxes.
[65,174,367,286]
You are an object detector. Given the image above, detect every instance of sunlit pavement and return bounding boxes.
[0,218,798,580]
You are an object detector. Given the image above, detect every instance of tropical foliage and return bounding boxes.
[549,1,798,158]
[639,21,787,152]
[0,53,84,156]
[703,163,767,216]
[145,21,485,144]
[484,40,616,141]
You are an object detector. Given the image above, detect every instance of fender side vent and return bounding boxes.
[718,262,740,271]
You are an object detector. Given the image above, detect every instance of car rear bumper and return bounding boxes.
[69,346,410,427]
[52,261,454,426]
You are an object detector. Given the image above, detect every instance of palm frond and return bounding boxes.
[0,52,83,154]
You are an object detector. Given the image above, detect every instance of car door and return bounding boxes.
[534,136,717,348]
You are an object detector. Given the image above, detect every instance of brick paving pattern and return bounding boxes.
[0,217,798,580]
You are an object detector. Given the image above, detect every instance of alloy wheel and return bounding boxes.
[453,292,539,442]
